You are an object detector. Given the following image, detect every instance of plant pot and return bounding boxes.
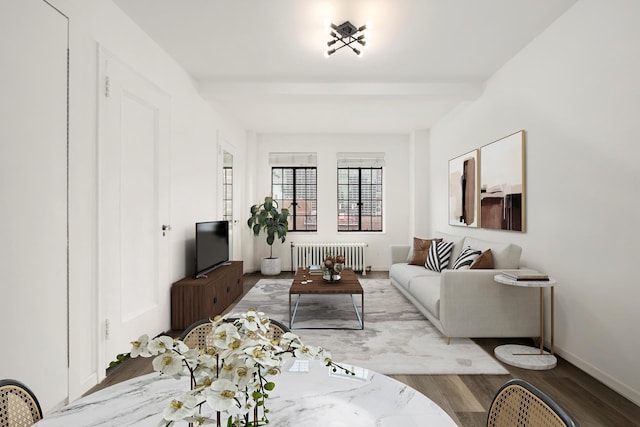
[261,257,282,276]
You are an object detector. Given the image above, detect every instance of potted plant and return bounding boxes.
[247,196,290,275]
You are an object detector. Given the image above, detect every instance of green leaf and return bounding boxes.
[253,391,263,400]
[264,382,276,391]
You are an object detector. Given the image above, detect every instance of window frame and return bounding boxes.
[271,166,317,232]
[337,166,383,232]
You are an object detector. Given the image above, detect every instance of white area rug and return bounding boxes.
[231,279,508,375]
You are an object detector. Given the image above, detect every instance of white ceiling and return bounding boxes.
[113,0,577,134]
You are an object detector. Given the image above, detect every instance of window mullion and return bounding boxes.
[292,167,297,229]
[358,168,363,231]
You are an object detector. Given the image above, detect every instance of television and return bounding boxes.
[195,220,230,278]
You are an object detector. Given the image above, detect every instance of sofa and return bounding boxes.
[389,232,539,340]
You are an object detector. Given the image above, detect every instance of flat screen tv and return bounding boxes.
[195,220,229,278]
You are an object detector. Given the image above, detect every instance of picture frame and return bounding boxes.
[479,130,525,231]
[448,149,478,227]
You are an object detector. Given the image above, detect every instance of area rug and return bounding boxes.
[230,279,508,375]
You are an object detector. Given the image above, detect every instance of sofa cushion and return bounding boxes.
[425,240,454,272]
[452,246,482,269]
[407,275,441,318]
[462,237,521,269]
[407,237,442,266]
[433,232,465,268]
[389,263,436,290]
[470,249,494,269]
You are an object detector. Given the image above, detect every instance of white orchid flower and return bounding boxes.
[148,335,175,355]
[162,393,199,421]
[213,323,242,350]
[239,309,263,332]
[129,308,352,424]
[293,344,323,360]
[152,352,184,376]
[130,334,151,358]
[205,379,239,412]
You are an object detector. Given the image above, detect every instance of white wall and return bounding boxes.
[42,0,246,409]
[429,0,640,405]
[0,0,68,412]
[247,133,412,272]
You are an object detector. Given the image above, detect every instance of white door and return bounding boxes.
[98,49,171,369]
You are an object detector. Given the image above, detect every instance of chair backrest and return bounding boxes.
[180,318,215,351]
[0,379,43,427]
[267,319,290,341]
[180,318,291,351]
[487,378,579,427]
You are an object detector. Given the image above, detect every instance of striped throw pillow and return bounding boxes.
[425,240,454,272]
[452,246,482,270]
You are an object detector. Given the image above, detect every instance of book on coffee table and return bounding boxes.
[500,269,549,281]
[309,265,323,275]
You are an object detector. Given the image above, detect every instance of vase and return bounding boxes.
[323,272,341,283]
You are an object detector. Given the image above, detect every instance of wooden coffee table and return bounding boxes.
[289,268,364,330]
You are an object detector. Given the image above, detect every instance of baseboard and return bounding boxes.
[552,343,640,407]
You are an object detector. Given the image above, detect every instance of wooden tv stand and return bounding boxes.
[170,261,243,330]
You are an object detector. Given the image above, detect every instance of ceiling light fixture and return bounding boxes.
[324,20,369,58]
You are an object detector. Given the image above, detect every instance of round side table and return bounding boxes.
[493,274,557,370]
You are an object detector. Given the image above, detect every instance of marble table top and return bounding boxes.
[37,360,457,426]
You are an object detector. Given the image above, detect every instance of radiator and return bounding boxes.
[291,242,368,275]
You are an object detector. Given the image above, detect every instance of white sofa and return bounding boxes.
[389,232,539,339]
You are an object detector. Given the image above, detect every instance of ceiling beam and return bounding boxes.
[197,81,484,100]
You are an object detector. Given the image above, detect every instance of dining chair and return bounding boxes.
[180,318,290,350]
[0,379,43,427]
[487,378,579,427]
[180,318,215,350]
[266,318,290,341]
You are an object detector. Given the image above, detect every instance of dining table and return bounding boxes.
[36,359,458,426]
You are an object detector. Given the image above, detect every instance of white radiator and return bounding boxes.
[291,242,368,275]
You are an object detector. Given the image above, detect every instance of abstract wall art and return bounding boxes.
[449,149,478,228]
[479,130,525,232]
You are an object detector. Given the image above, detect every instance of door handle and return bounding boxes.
[162,224,171,236]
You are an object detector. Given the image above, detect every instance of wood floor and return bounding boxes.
[93,271,640,427]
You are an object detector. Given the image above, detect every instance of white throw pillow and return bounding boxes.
[425,240,454,272]
[452,246,482,270]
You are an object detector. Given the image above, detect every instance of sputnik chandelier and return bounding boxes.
[324,20,370,57]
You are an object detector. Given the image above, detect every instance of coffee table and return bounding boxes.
[289,268,364,330]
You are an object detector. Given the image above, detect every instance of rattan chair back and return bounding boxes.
[266,319,289,341]
[180,319,215,351]
[0,379,43,427]
[487,379,579,427]
[180,317,290,351]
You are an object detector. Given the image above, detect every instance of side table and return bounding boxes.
[493,274,557,370]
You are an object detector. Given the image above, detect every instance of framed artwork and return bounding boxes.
[480,130,525,231]
[448,149,478,227]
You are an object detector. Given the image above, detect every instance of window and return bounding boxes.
[223,166,233,222]
[272,167,317,231]
[337,167,383,231]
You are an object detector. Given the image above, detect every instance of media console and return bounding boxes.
[171,261,243,329]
